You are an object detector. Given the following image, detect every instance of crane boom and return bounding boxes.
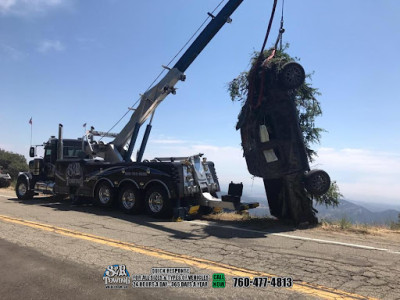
[110,0,244,162]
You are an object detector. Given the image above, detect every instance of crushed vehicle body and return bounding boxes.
[236,52,331,223]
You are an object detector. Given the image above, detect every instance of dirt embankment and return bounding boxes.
[202,212,400,240]
[0,186,15,195]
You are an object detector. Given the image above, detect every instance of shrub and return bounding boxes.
[0,148,28,181]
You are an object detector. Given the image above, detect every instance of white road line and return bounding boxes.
[0,194,13,198]
[186,220,400,255]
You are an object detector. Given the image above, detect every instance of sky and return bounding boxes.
[0,0,399,205]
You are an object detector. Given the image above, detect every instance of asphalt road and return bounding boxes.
[0,189,399,299]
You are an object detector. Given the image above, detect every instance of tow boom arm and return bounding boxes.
[109,0,244,162]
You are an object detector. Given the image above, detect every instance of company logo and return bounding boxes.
[66,162,83,185]
[212,273,225,288]
[103,264,131,289]
[66,162,81,177]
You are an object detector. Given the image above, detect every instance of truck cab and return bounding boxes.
[16,137,87,200]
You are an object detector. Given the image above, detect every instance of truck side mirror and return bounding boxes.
[29,147,36,157]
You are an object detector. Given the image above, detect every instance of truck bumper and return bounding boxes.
[199,192,259,211]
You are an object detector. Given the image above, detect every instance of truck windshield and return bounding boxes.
[63,145,83,158]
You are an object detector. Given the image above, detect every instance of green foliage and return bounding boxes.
[312,181,342,207]
[389,222,400,230]
[339,216,352,230]
[0,148,28,180]
[227,44,325,162]
[390,213,400,230]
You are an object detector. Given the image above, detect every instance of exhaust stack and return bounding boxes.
[58,123,63,160]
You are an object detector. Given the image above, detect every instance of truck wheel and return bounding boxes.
[279,62,305,90]
[15,178,33,200]
[94,181,114,207]
[304,169,331,196]
[119,185,142,214]
[144,186,172,218]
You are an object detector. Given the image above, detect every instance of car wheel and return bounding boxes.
[119,185,142,214]
[280,62,305,90]
[144,186,172,218]
[15,178,33,200]
[94,181,114,207]
[304,169,331,196]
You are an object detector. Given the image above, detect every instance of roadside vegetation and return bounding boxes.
[319,216,400,234]
[0,148,28,186]
[202,211,400,235]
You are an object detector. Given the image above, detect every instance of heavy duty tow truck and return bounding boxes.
[15,0,259,218]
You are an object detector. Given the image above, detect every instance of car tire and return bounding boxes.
[119,185,142,214]
[279,62,305,90]
[94,181,114,207]
[144,185,172,218]
[304,169,331,196]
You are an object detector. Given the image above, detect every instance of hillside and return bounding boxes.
[315,200,399,224]
[242,195,400,225]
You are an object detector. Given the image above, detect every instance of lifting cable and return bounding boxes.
[274,0,285,51]
[248,0,278,109]
[260,0,278,54]
[254,0,285,109]
[99,0,226,142]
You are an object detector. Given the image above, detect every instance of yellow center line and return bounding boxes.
[0,214,376,300]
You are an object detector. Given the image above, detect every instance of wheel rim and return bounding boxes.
[18,182,27,196]
[98,185,111,204]
[282,63,305,89]
[148,192,163,213]
[309,174,329,194]
[122,190,135,210]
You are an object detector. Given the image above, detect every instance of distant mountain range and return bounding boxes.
[238,194,400,225]
[314,200,399,225]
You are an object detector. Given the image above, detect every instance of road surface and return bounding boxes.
[0,189,399,299]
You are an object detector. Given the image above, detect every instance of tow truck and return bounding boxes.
[15,0,259,218]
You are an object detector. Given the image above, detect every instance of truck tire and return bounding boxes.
[119,185,142,214]
[144,185,172,218]
[304,169,331,196]
[94,181,114,207]
[15,178,33,200]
